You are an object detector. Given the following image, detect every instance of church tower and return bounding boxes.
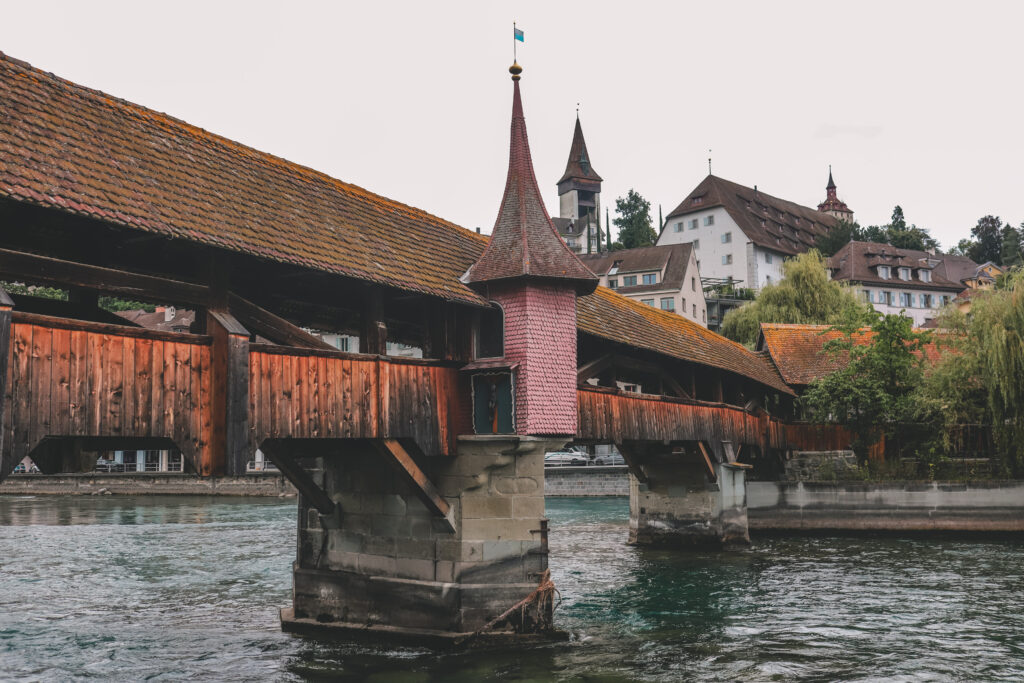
[557,115,603,253]
[817,166,854,222]
[464,62,597,436]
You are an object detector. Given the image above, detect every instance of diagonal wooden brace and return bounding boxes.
[373,439,454,533]
[260,441,336,516]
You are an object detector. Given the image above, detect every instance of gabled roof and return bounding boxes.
[828,241,970,291]
[557,116,602,185]
[0,51,490,306]
[464,66,597,292]
[663,175,839,256]
[580,243,695,294]
[579,288,793,395]
[757,322,944,387]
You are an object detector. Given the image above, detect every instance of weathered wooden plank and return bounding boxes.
[0,304,12,476]
[150,339,165,436]
[11,323,32,463]
[30,325,53,445]
[268,352,281,439]
[11,310,211,344]
[134,338,153,437]
[49,326,71,436]
[339,359,352,438]
[162,340,176,453]
[227,293,335,350]
[175,340,190,451]
[294,354,307,438]
[188,344,203,462]
[307,354,319,437]
[260,351,273,443]
[121,335,135,436]
[197,345,213,474]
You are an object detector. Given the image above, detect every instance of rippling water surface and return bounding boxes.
[1,495,1022,681]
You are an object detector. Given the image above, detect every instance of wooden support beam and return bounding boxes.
[577,353,613,384]
[0,247,211,305]
[697,442,718,483]
[208,310,250,476]
[361,289,387,355]
[372,439,454,532]
[0,286,12,479]
[260,441,336,515]
[226,293,335,350]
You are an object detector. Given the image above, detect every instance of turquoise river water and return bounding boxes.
[0,495,1022,681]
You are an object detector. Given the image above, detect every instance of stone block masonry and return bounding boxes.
[286,435,563,639]
[544,466,629,496]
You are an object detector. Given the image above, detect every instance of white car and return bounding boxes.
[544,450,588,467]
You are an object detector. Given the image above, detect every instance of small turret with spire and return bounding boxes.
[556,111,603,254]
[463,62,596,436]
[817,165,854,222]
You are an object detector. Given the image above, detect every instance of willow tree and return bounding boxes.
[916,271,1024,474]
[721,250,873,347]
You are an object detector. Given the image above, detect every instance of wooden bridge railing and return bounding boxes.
[576,386,853,456]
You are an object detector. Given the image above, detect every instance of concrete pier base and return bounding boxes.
[626,446,750,548]
[288,435,561,640]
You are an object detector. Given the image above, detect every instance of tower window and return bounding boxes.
[476,304,504,359]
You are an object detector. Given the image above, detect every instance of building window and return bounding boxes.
[920,269,931,283]
[608,279,618,289]
[702,309,706,322]
[693,196,703,205]
[642,273,657,285]
[476,304,504,359]
[689,219,699,230]
[722,254,732,265]
[899,292,912,307]
[704,215,715,226]
[692,303,697,317]
[899,267,911,281]
[674,222,684,233]
[567,238,576,247]
[693,239,700,250]
[862,289,872,303]
[641,299,655,307]
[922,294,934,308]
[691,277,696,291]
[878,266,891,279]
[765,275,772,284]
[660,297,674,311]
[721,232,732,244]
[881,291,892,305]
[623,275,637,287]
[764,252,773,264]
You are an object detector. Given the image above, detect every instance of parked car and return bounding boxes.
[544,449,588,467]
[94,459,125,473]
[594,453,626,466]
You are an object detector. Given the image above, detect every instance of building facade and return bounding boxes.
[828,241,974,326]
[657,174,843,290]
[580,243,707,326]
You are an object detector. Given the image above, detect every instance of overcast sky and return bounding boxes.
[3,1,1022,250]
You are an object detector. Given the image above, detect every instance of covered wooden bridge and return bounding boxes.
[0,51,845,639]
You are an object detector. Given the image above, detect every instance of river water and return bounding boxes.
[0,495,1022,682]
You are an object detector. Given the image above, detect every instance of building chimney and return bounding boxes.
[476,227,481,233]
[164,306,175,323]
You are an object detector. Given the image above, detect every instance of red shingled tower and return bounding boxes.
[817,166,854,223]
[464,61,597,436]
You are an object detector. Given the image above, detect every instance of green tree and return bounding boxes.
[613,189,657,249]
[999,223,1023,268]
[720,250,873,347]
[816,219,862,257]
[850,206,938,252]
[966,215,1005,264]
[802,312,930,461]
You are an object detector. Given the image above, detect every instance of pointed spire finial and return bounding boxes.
[827,164,836,189]
[509,61,522,81]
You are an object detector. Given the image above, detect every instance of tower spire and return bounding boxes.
[464,63,596,291]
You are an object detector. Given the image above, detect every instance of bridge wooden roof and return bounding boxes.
[0,51,790,395]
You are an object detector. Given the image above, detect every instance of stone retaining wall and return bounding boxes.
[0,473,296,497]
[544,466,629,496]
[748,480,1024,534]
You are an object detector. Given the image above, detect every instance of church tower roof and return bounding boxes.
[464,63,597,293]
[826,166,836,190]
[557,115,603,185]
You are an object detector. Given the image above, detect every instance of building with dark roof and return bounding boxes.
[817,167,854,223]
[827,241,975,326]
[580,243,706,326]
[552,115,605,254]
[657,175,840,289]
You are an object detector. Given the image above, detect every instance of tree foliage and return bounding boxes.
[612,189,657,249]
[802,312,930,461]
[1,281,155,313]
[815,205,939,255]
[720,250,873,347]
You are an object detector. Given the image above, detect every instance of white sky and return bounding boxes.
[2,1,1022,250]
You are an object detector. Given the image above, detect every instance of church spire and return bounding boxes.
[826,164,836,191]
[557,115,603,185]
[464,63,597,292]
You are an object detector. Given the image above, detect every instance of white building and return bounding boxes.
[580,243,707,326]
[828,241,974,326]
[656,174,844,290]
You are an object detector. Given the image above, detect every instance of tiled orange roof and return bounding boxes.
[0,52,490,306]
[578,288,794,394]
[758,323,944,387]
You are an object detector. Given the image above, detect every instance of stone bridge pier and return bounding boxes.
[621,442,751,549]
[278,435,561,642]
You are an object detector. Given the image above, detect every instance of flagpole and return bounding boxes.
[513,22,517,61]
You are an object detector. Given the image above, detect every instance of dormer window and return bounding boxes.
[899,267,911,281]
[920,269,932,283]
[692,196,704,205]
[609,260,622,275]
[642,273,657,285]
[878,265,891,279]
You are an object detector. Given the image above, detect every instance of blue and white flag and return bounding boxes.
[514,27,524,42]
